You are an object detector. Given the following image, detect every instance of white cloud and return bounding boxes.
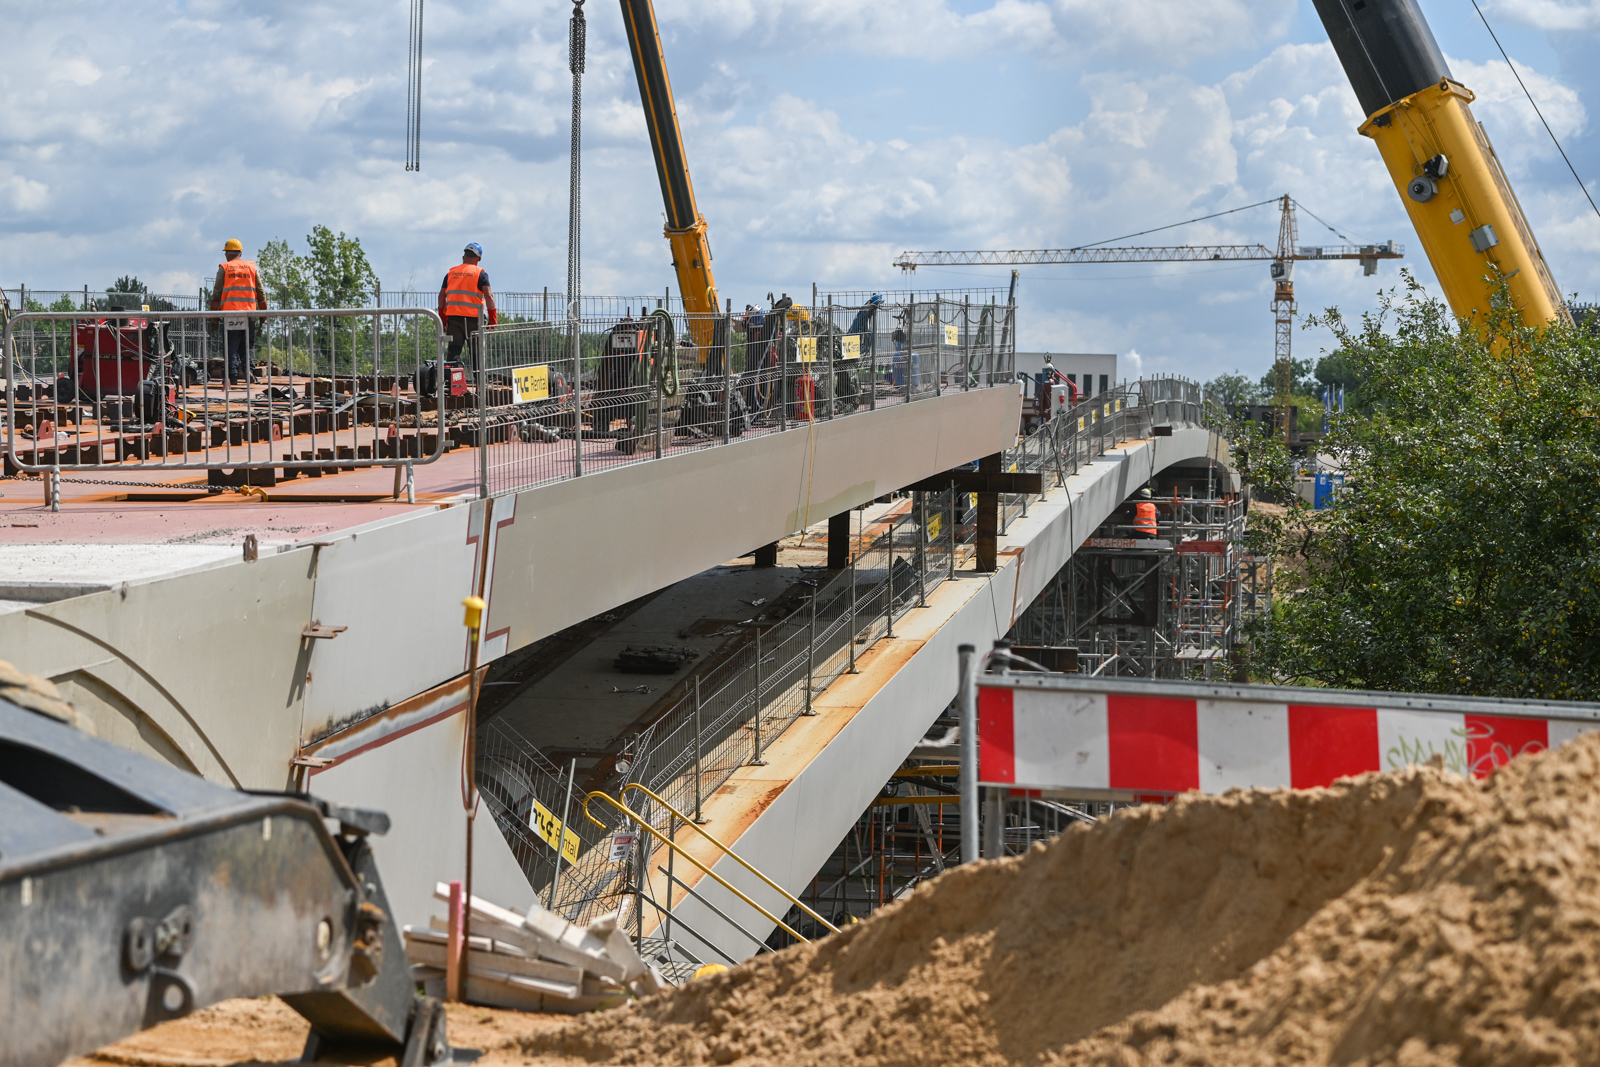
[1484,0,1600,32]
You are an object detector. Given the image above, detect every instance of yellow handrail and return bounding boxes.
[620,783,838,935]
[581,790,810,944]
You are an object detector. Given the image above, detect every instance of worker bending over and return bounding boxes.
[208,239,267,384]
[1132,487,1159,539]
[437,242,497,368]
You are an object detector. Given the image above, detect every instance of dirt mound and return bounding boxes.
[524,733,1600,1066]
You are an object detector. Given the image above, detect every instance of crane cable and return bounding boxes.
[1469,0,1600,226]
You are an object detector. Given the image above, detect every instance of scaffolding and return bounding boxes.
[1012,476,1268,679]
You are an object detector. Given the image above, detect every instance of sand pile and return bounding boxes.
[524,733,1600,1066]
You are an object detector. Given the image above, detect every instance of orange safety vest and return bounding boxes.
[1134,501,1158,535]
[218,259,261,312]
[443,263,487,318]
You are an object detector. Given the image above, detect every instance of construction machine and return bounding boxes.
[1310,0,1567,327]
[618,0,721,350]
[0,689,450,1067]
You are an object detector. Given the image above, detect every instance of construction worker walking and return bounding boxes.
[1132,487,1159,539]
[437,243,497,370]
[208,239,267,384]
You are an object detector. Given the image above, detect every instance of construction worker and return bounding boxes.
[437,242,497,369]
[208,239,267,384]
[1132,487,1159,539]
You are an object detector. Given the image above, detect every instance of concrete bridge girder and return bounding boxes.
[1,388,1018,792]
[657,425,1235,963]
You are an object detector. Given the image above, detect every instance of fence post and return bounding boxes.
[692,676,707,823]
[750,629,767,766]
[649,315,662,457]
[571,315,584,478]
[477,316,489,500]
[664,809,675,946]
[885,521,896,640]
[547,758,577,913]
[959,644,978,865]
[916,491,928,607]
[933,295,942,398]
[848,525,859,674]
[804,592,817,715]
[948,490,957,580]
[869,302,878,413]
[962,295,971,391]
[722,299,733,445]
[908,299,918,399]
[824,298,834,420]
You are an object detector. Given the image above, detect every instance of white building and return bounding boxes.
[1014,352,1119,398]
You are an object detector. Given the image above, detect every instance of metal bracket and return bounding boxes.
[301,622,347,640]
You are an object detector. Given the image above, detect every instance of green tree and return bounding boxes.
[108,275,144,294]
[256,239,312,309]
[1203,371,1263,407]
[1252,274,1600,700]
[304,225,378,309]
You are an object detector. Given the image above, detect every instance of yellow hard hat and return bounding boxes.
[223,238,243,252]
[692,964,729,980]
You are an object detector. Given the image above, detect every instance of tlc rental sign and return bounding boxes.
[976,675,1600,800]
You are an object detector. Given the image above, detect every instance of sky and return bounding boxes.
[2,0,1598,385]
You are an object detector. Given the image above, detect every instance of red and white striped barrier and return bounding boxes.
[977,677,1600,798]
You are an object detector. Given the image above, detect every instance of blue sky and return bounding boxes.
[2,0,1597,384]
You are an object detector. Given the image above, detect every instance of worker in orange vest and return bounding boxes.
[208,239,267,384]
[1132,487,1159,539]
[436,242,498,369]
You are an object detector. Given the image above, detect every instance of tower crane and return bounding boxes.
[893,195,1404,437]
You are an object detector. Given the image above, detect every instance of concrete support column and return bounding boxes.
[753,542,779,568]
[827,511,851,570]
[975,452,1001,572]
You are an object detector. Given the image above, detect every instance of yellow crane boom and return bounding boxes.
[618,0,719,348]
[1311,0,1567,327]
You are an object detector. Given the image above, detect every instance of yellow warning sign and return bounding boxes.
[511,364,550,404]
[943,324,958,346]
[840,335,861,361]
[530,797,580,863]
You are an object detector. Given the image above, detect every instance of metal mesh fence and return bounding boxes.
[4,307,444,479]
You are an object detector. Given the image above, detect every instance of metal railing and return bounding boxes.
[474,374,1218,946]
[1,291,1016,505]
[4,307,446,502]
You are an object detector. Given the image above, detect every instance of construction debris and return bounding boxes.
[612,646,699,674]
[403,885,668,1015]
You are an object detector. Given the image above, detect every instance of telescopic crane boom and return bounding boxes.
[618,0,719,347]
[1310,0,1567,327]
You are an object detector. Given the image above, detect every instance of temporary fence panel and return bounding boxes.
[976,675,1600,798]
[4,307,446,482]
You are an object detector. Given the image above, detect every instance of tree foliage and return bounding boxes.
[1251,274,1600,700]
[255,226,377,309]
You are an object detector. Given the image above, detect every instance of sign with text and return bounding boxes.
[840,335,861,360]
[511,364,550,403]
[529,797,580,863]
[943,324,959,346]
[609,833,637,862]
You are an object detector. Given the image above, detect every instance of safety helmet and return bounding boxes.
[463,242,484,259]
[223,238,243,252]
[692,964,729,980]
[1137,487,1153,500]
